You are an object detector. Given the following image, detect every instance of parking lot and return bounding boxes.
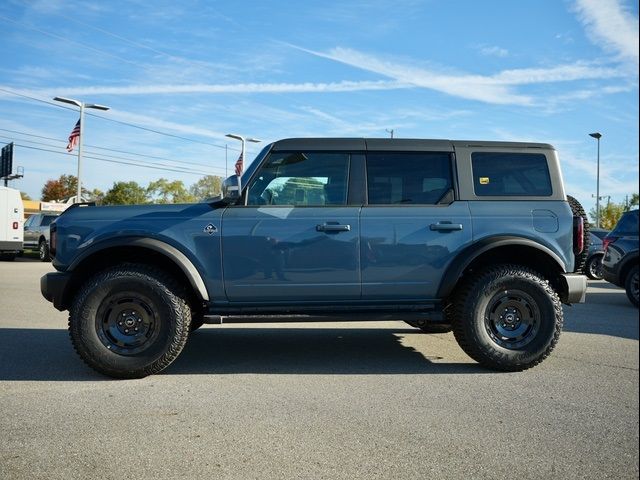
[0,258,638,480]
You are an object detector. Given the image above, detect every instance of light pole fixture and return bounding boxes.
[225,133,261,191]
[589,132,602,228]
[53,96,110,203]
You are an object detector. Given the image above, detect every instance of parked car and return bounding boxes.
[41,138,589,378]
[23,212,59,261]
[583,228,609,280]
[602,210,639,307]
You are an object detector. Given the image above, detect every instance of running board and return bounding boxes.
[202,311,446,325]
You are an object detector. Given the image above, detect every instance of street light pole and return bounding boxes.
[589,132,602,228]
[225,133,261,192]
[53,96,110,203]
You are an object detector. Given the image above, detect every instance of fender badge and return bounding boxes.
[204,223,218,235]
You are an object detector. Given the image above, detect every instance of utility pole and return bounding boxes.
[386,129,394,138]
[589,132,602,228]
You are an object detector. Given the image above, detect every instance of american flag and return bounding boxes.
[66,119,80,152]
[234,151,244,176]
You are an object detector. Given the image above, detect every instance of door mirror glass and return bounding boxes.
[221,175,240,202]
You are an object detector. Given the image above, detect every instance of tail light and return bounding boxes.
[602,236,617,253]
[573,216,584,255]
[49,223,57,257]
[12,222,18,229]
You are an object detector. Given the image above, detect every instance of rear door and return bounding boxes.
[360,149,472,300]
[222,149,361,303]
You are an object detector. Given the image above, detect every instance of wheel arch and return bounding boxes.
[619,253,639,285]
[62,237,209,310]
[437,236,566,299]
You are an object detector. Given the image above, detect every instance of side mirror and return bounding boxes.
[221,175,241,203]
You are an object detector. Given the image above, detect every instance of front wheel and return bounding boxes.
[451,265,562,371]
[68,264,191,378]
[625,266,639,308]
[39,240,51,262]
[585,254,604,280]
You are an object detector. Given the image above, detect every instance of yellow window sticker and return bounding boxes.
[479,177,490,185]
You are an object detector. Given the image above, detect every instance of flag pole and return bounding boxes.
[77,102,85,202]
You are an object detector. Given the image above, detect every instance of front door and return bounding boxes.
[222,150,360,303]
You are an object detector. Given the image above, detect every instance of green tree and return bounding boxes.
[189,175,223,201]
[589,200,626,230]
[41,174,78,201]
[102,181,149,205]
[147,178,195,204]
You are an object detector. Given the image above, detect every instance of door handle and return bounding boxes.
[430,222,463,232]
[316,223,351,233]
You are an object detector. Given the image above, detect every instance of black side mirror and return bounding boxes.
[221,175,241,203]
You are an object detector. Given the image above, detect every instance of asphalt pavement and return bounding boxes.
[0,258,638,479]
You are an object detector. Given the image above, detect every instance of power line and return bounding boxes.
[11,143,213,176]
[0,127,228,171]
[0,86,240,151]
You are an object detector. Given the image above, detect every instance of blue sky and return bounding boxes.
[0,0,638,213]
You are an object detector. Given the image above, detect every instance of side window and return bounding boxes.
[41,216,55,227]
[247,152,350,206]
[24,216,34,227]
[472,152,552,196]
[366,152,452,205]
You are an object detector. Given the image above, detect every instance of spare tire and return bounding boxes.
[567,195,590,273]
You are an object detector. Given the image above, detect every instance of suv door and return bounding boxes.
[23,215,40,247]
[360,150,472,300]
[222,150,360,302]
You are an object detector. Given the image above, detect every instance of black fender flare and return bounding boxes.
[436,236,566,298]
[68,237,210,301]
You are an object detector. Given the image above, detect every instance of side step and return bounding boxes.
[203,311,446,325]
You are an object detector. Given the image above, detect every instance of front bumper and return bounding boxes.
[40,272,72,311]
[560,273,588,304]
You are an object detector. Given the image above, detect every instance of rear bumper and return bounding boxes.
[560,273,588,304]
[40,272,71,311]
[0,240,22,252]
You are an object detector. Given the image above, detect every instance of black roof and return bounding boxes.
[270,138,554,151]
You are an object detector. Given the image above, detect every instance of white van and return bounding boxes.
[0,186,24,261]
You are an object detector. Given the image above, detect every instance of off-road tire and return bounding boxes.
[404,319,452,333]
[68,264,191,378]
[567,195,590,272]
[39,239,51,262]
[585,253,604,280]
[625,265,639,308]
[451,265,563,371]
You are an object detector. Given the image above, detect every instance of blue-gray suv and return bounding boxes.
[41,138,589,378]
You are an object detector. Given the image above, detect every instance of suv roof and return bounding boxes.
[270,138,555,152]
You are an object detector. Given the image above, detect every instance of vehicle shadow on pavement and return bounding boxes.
[0,327,487,380]
[170,327,487,376]
[562,282,639,340]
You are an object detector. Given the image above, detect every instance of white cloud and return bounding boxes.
[479,45,509,57]
[293,46,628,106]
[573,0,639,64]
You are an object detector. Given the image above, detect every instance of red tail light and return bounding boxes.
[573,216,584,254]
[49,224,57,257]
[602,236,617,253]
[12,222,18,229]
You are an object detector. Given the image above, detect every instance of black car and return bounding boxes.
[602,210,639,307]
[584,228,609,280]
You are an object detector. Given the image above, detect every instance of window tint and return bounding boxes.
[366,152,452,205]
[613,210,639,235]
[41,215,57,226]
[247,152,349,206]
[472,152,552,197]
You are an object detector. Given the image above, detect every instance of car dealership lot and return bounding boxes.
[1,259,638,480]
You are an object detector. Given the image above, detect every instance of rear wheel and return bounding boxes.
[68,264,191,378]
[451,265,562,371]
[625,266,639,308]
[585,254,604,280]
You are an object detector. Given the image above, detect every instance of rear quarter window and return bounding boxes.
[472,152,552,197]
[613,210,639,235]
